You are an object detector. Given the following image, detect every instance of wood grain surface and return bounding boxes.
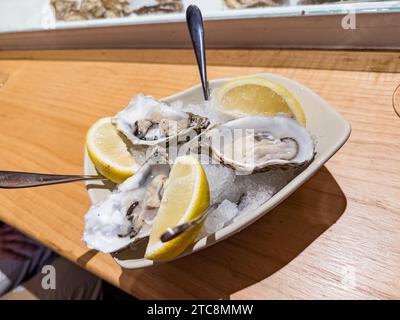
[0,49,399,299]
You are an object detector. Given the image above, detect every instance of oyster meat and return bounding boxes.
[132,0,184,15]
[114,94,210,146]
[224,0,285,9]
[298,0,350,4]
[51,0,183,21]
[206,115,314,174]
[51,0,131,21]
[84,162,169,253]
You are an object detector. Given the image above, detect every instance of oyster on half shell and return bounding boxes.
[51,0,131,21]
[84,162,170,253]
[114,94,210,146]
[205,115,314,174]
[224,0,283,9]
[132,0,184,15]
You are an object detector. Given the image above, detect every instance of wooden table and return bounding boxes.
[0,49,399,300]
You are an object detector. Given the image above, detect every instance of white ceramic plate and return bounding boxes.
[84,73,351,269]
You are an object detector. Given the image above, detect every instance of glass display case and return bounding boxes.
[0,0,399,49]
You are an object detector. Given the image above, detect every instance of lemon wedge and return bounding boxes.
[145,156,210,261]
[215,77,306,126]
[86,117,140,184]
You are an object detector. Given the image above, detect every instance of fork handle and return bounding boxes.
[160,203,219,243]
[186,5,209,101]
[0,171,99,189]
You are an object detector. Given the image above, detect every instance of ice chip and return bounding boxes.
[236,169,297,215]
[202,163,241,205]
[199,200,239,239]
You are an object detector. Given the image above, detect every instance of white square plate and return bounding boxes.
[84,73,351,269]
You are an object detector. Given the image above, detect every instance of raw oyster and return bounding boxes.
[84,162,170,253]
[51,0,131,21]
[114,94,210,146]
[51,0,81,21]
[298,0,349,4]
[205,115,314,174]
[224,0,284,9]
[51,0,183,21]
[132,0,184,15]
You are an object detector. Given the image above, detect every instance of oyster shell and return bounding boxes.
[84,162,170,253]
[51,0,183,21]
[224,0,283,9]
[51,0,131,21]
[298,0,349,4]
[132,0,184,15]
[205,115,314,174]
[114,94,210,146]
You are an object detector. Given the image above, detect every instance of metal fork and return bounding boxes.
[0,171,100,189]
[160,203,219,243]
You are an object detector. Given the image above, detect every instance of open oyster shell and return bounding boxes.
[205,115,315,174]
[84,162,170,253]
[51,0,131,21]
[51,0,183,21]
[132,0,184,15]
[114,94,210,146]
[224,0,284,9]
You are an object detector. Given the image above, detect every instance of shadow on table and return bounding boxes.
[118,166,347,299]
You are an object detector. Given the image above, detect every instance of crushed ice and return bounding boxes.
[199,164,297,239]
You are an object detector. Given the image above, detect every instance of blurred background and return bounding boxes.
[1,0,400,49]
